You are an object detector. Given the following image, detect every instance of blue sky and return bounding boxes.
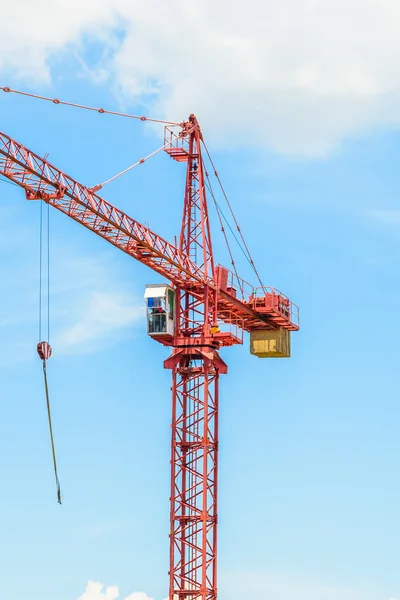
[1,2,400,600]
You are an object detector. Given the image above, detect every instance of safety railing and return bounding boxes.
[164,125,190,157]
[215,314,244,345]
[215,264,255,303]
[251,286,300,329]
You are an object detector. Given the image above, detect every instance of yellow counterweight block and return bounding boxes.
[250,327,291,358]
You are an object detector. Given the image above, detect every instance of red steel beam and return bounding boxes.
[0,129,288,333]
[0,130,204,285]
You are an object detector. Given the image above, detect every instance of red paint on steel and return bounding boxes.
[165,348,225,600]
[0,129,298,334]
[165,117,223,599]
[0,115,300,600]
[37,341,52,361]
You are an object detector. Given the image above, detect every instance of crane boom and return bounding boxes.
[0,130,299,335]
[0,130,204,284]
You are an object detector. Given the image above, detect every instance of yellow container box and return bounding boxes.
[250,328,291,358]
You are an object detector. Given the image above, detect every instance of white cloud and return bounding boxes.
[4,1,400,155]
[0,0,119,83]
[124,594,155,600]
[0,208,143,362]
[49,252,143,355]
[54,290,143,355]
[77,581,120,600]
[76,576,397,600]
[76,582,158,600]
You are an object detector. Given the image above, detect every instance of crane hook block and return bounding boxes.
[37,341,52,361]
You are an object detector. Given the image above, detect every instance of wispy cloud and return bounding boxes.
[367,209,400,225]
[79,519,133,540]
[53,290,143,355]
[49,251,143,355]
[0,219,143,364]
[219,570,392,600]
[5,2,400,154]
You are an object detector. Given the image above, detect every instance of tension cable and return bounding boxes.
[0,85,180,126]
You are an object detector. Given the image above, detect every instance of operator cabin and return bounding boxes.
[145,284,175,342]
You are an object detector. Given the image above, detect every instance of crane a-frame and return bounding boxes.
[0,111,299,600]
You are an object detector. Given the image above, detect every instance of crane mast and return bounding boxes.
[164,116,222,599]
[0,112,299,600]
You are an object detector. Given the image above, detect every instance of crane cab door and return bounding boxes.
[144,284,175,343]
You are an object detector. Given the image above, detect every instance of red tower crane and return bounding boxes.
[0,110,299,600]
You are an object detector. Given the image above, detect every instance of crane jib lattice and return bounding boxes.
[0,130,299,335]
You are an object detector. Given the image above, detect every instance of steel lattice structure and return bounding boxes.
[0,113,299,600]
[165,120,221,598]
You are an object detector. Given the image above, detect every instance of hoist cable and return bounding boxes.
[39,201,50,341]
[0,86,181,126]
[204,176,258,273]
[38,201,60,504]
[202,140,265,288]
[204,168,241,286]
[42,360,62,505]
[47,201,50,342]
[39,201,43,342]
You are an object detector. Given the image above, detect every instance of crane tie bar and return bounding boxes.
[0,86,181,126]
[90,139,175,192]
